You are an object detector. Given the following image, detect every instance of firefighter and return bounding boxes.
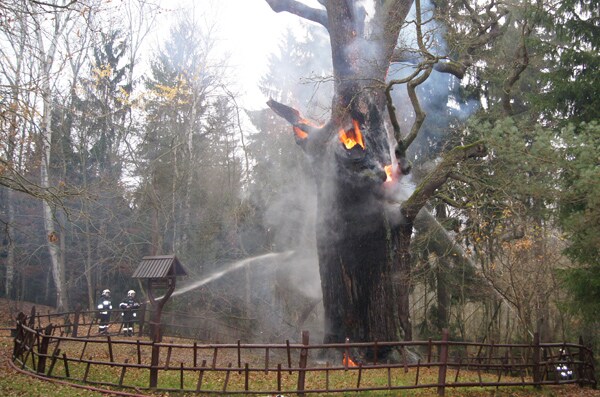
[96,289,112,335]
[119,290,140,336]
[556,348,573,380]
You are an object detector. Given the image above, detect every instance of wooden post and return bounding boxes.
[237,340,241,374]
[107,335,114,363]
[12,313,26,360]
[244,363,249,391]
[72,304,81,338]
[137,340,142,365]
[62,353,70,378]
[150,341,160,388]
[277,363,282,392]
[193,342,197,368]
[119,359,129,386]
[37,324,53,374]
[196,360,206,391]
[297,330,309,396]
[29,306,36,328]
[437,328,449,396]
[223,363,232,393]
[533,332,541,389]
[427,337,433,367]
[179,362,184,390]
[212,346,218,369]
[286,339,292,374]
[47,348,61,377]
[83,357,92,381]
[578,336,585,387]
[165,342,173,369]
[265,347,270,374]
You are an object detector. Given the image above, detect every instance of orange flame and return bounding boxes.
[293,126,308,139]
[384,165,393,183]
[342,353,358,367]
[339,119,365,150]
[293,118,323,140]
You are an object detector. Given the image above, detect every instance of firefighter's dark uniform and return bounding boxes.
[97,291,112,334]
[119,293,140,336]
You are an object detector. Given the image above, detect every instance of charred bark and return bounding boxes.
[265,0,487,358]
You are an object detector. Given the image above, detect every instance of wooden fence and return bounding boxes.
[10,308,597,396]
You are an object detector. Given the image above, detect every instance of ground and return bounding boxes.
[0,298,597,396]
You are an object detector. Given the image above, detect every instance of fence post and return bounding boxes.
[72,304,81,337]
[37,324,53,374]
[532,332,541,389]
[12,313,26,360]
[578,336,586,387]
[297,330,309,396]
[28,306,36,328]
[437,328,449,396]
[150,341,160,388]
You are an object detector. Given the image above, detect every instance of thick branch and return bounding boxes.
[266,98,332,153]
[433,61,468,79]
[402,142,487,222]
[405,66,433,149]
[391,49,468,79]
[265,0,329,30]
[385,66,424,143]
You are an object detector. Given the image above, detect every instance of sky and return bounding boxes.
[154,0,324,110]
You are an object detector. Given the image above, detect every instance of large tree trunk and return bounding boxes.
[265,0,486,354]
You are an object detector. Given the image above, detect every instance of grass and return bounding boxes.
[3,334,583,397]
[0,317,596,397]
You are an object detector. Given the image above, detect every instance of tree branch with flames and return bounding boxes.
[262,0,490,349]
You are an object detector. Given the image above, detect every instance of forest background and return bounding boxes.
[0,0,598,356]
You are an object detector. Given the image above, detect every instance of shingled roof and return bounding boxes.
[132,255,188,279]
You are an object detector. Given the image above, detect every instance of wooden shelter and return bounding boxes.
[132,255,187,343]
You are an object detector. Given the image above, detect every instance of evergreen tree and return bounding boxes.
[537,0,600,124]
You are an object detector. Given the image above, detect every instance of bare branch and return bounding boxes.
[264,0,329,30]
[385,65,427,144]
[391,1,509,81]
[29,0,77,10]
[405,66,433,149]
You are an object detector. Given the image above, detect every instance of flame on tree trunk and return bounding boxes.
[265,0,486,357]
[268,86,410,350]
[265,0,415,352]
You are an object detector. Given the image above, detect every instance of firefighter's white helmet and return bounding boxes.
[127,290,135,297]
[102,289,110,296]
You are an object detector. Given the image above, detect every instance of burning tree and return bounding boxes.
[264,0,487,351]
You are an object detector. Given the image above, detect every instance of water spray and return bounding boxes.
[148,251,295,302]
